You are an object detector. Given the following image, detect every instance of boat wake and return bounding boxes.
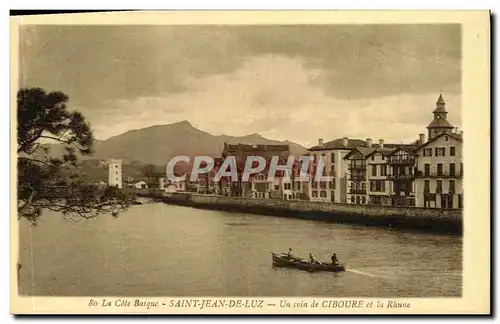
[347,268,395,280]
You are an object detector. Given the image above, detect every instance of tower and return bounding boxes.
[108,159,123,188]
[426,93,455,140]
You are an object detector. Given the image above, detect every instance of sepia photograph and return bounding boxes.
[10,10,490,315]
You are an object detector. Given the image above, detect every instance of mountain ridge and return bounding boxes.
[42,121,308,165]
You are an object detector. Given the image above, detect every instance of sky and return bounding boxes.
[19,24,462,148]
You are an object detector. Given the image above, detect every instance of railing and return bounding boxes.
[387,174,415,180]
[390,191,415,196]
[424,189,456,194]
[387,157,416,165]
[349,189,367,195]
[348,166,366,171]
[416,171,463,178]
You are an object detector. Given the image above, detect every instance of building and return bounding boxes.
[365,143,395,206]
[426,94,455,140]
[220,143,290,197]
[414,94,463,209]
[134,181,148,189]
[308,137,367,203]
[344,146,377,205]
[387,147,417,206]
[108,159,123,188]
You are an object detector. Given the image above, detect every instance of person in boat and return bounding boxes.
[331,253,339,265]
[309,252,317,264]
[287,248,294,259]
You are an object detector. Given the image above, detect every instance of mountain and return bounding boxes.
[42,121,308,166]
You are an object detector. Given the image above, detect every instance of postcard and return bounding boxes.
[10,10,490,315]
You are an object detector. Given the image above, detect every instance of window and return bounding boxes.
[450,163,456,176]
[458,194,463,209]
[362,196,366,204]
[381,165,387,176]
[424,180,430,193]
[424,164,430,176]
[437,163,443,176]
[371,155,375,161]
[274,185,279,190]
[370,180,385,192]
[435,147,446,157]
[445,135,448,141]
[331,178,336,190]
[320,191,327,198]
[288,194,292,200]
[356,196,361,204]
[381,155,385,161]
[450,146,456,156]
[351,196,355,203]
[372,165,377,176]
[449,180,456,193]
[331,152,335,162]
[436,180,442,193]
[312,190,318,198]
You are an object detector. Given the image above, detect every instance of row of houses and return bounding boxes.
[180,94,463,210]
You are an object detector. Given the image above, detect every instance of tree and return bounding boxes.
[17,87,133,224]
[141,164,156,183]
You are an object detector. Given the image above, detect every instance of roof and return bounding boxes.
[344,147,376,160]
[223,143,290,153]
[308,138,367,151]
[365,147,397,158]
[413,131,463,152]
[427,118,454,129]
[387,146,418,157]
[433,94,448,113]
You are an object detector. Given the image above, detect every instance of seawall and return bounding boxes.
[156,192,462,235]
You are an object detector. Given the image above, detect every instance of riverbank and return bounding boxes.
[152,192,462,235]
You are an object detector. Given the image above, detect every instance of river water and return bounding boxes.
[18,202,462,297]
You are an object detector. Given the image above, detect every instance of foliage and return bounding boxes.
[17,87,133,224]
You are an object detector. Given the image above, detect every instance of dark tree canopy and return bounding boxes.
[17,87,132,224]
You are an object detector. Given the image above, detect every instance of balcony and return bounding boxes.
[416,171,463,179]
[387,173,415,180]
[349,176,366,181]
[387,157,416,165]
[349,189,367,195]
[391,191,415,196]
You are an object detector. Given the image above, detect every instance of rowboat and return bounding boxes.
[271,252,346,273]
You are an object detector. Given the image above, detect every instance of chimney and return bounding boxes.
[366,138,372,148]
[419,133,425,144]
[379,139,384,148]
[318,138,324,147]
[342,137,348,147]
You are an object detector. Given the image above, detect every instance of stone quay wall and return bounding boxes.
[157,192,462,235]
